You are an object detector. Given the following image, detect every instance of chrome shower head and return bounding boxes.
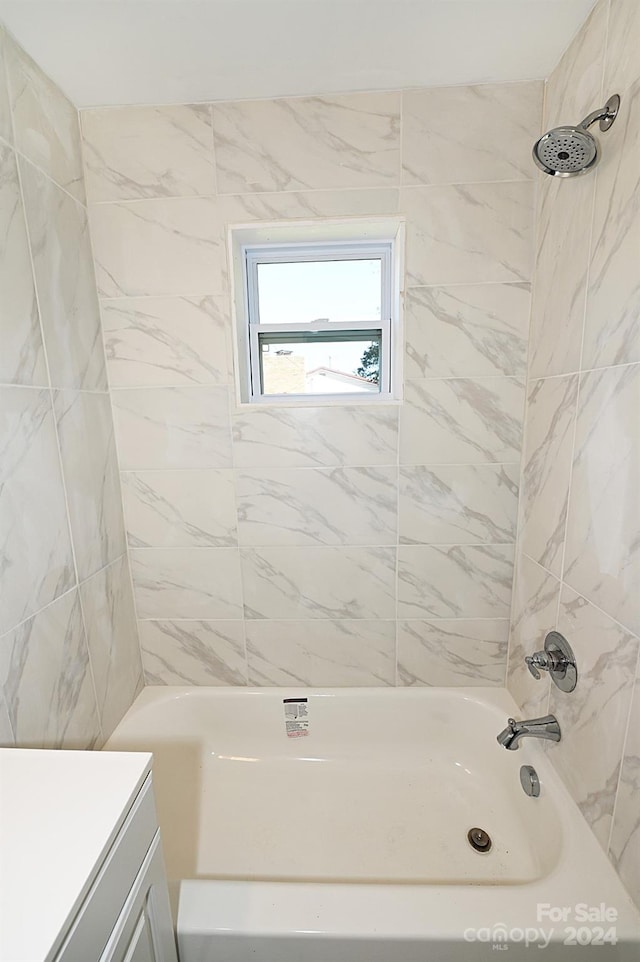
[533,94,620,177]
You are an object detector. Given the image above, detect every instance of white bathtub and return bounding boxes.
[106,686,640,961]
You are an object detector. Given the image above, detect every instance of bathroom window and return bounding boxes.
[230,221,403,404]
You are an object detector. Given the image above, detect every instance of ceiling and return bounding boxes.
[0,0,596,107]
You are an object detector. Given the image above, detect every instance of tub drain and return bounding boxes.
[467,827,492,853]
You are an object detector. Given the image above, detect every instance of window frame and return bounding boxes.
[230,219,404,407]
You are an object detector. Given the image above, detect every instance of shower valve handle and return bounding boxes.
[524,632,578,693]
[525,652,554,680]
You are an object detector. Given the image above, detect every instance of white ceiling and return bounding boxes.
[0,0,596,108]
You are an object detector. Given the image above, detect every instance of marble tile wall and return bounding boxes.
[507,0,640,909]
[80,80,542,694]
[0,28,143,748]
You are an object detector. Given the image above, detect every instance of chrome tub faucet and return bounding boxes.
[497,714,561,750]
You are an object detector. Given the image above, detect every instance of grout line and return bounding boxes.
[398,88,404,200]
[127,542,517,551]
[96,281,534,306]
[522,552,639,641]
[394,392,401,686]
[600,0,612,106]
[79,117,148,689]
[554,89,602,622]
[527,361,640,382]
[94,278,539,303]
[107,374,530,389]
[81,351,144,718]
[4,137,90,211]
[0,383,112,393]
[117,461,521,473]
[11,100,82,597]
[207,102,220,198]
[600,0,622,861]
[135,616,511,624]
[0,552,131,641]
[226,425,250,686]
[76,568,106,749]
[482,155,539,694]
[520,551,562,583]
[77,78,545,115]
[82,177,536,208]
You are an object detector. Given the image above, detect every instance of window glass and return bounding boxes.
[257,258,382,324]
[258,330,381,396]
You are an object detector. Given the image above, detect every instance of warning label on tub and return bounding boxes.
[283,697,309,738]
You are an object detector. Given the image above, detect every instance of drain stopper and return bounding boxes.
[468,827,492,853]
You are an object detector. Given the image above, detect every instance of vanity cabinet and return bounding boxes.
[0,749,178,962]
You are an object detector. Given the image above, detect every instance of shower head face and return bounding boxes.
[533,126,599,177]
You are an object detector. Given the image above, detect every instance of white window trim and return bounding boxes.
[229,219,404,407]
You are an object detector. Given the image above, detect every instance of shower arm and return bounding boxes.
[578,107,610,130]
[578,94,621,131]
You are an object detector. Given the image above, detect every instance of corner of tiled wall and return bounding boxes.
[507,0,640,909]
[0,26,143,748]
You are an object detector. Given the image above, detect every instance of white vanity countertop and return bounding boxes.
[0,748,152,962]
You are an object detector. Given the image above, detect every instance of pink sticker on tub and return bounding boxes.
[283,697,309,737]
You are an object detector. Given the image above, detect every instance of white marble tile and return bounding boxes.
[400,377,524,465]
[405,283,530,380]
[101,294,232,387]
[0,387,75,635]
[111,386,232,470]
[520,375,579,577]
[212,92,400,193]
[399,464,519,545]
[0,144,46,386]
[528,174,593,378]
[551,586,639,849]
[19,159,107,390]
[5,33,85,201]
[232,405,398,468]
[246,620,395,686]
[583,79,640,369]
[89,197,226,297]
[401,182,534,286]
[0,589,101,749]
[397,619,509,687]
[79,556,143,739]
[397,544,514,619]
[564,364,640,635]
[545,0,608,129]
[507,553,558,717]
[609,661,640,909]
[121,469,237,548]
[0,688,14,746]
[131,547,243,619]
[53,391,126,580]
[236,466,397,546]
[402,82,542,186]
[139,619,247,685]
[241,546,396,620]
[218,188,399,223]
[0,29,12,145]
[604,0,640,97]
[82,104,215,201]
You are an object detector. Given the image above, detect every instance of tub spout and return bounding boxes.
[497,714,561,750]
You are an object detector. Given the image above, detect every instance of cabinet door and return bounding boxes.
[100,833,178,962]
[121,908,157,962]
